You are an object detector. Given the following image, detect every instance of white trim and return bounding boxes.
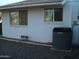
[53,8,55,22]
[0,1,65,10]
[62,0,66,5]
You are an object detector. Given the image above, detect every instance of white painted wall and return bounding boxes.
[2,12,28,39]
[27,6,72,43]
[2,0,74,43]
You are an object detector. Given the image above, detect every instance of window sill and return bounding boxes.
[44,21,63,24]
[9,25,28,28]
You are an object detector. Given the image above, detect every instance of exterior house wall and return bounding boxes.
[70,1,79,45]
[2,0,75,43]
[2,12,28,39]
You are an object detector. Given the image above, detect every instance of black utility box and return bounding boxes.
[53,28,72,50]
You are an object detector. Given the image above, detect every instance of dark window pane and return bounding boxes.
[54,8,63,21]
[19,10,27,25]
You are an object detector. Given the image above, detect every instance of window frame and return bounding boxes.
[44,8,63,22]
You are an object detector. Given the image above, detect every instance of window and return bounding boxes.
[10,10,27,25]
[54,8,63,21]
[10,12,19,25]
[45,8,54,21]
[45,8,63,22]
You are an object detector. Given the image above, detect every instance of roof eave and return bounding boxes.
[0,1,66,10]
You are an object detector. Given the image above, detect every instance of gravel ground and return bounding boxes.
[0,39,79,59]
